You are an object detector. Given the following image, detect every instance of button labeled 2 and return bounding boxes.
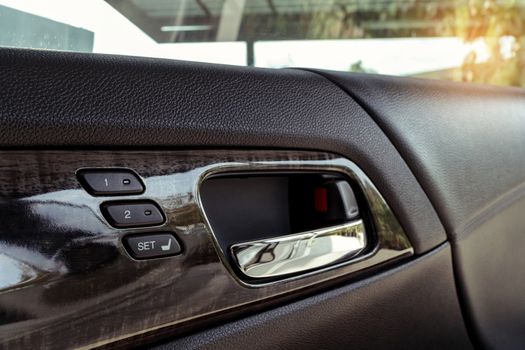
[101,201,165,228]
[124,233,182,259]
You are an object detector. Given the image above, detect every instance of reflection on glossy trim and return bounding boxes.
[231,220,366,279]
[0,150,413,349]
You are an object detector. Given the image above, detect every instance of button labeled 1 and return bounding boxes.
[101,201,165,228]
[78,169,144,196]
[124,233,182,259]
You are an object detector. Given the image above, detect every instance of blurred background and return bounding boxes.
[1,0,524,87]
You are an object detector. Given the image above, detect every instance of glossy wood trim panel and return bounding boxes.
[0,150,412,349]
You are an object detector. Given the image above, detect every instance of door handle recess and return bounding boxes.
[231,219,366,279]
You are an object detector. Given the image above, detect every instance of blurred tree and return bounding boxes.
[242,0,525,87]
[450,0,525,86]
[349,60,376,74]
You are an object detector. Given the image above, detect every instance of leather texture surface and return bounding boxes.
[153,244,472,350]
[312,70,525,350]
[455,192,525,350]
[312,70,525,242]
[0,48,445,254]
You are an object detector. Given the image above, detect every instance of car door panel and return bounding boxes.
[0,46,522,349]
[0,48,446,254]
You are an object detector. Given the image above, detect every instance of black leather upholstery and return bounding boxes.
[455,195,525,349]
[312,70,525,242]
[314,70,525,349]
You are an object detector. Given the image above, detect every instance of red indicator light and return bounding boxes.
[314,187,328,212]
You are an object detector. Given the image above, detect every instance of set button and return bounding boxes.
[124,233,182,259]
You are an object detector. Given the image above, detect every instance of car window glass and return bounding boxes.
[1,0,523,87]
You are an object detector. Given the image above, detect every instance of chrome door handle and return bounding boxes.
[230,219,366,279]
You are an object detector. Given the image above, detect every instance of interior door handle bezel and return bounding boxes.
[198,154,413,287]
